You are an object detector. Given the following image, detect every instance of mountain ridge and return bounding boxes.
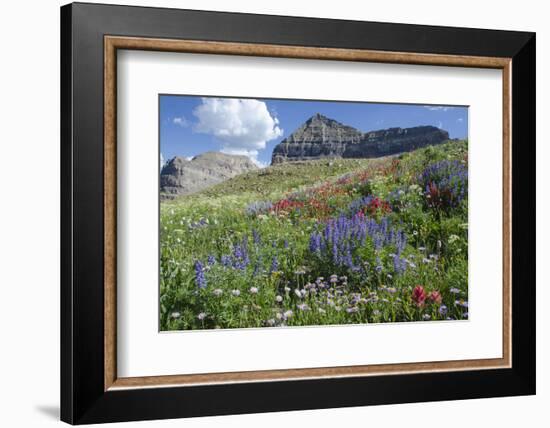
[271,113,450,164]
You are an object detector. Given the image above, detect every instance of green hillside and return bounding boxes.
[160,140,469,330]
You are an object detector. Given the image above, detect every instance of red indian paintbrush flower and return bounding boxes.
[412,285,427,307]
[427,290,443,305]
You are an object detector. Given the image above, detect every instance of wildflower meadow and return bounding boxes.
[160,141,469,330]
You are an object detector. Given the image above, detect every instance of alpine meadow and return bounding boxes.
[159,96,469,331]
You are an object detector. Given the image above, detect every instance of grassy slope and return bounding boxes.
[163,157,390,203]
[160,141,468,330]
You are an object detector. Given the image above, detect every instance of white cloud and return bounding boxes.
[437,121,443,129]
[424,106,453,111]
[457,117,464,123]
[173,116,189,127]
[193,98,283,163]
[160,153,164,170]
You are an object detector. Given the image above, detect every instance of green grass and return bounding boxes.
[160,140,469,330]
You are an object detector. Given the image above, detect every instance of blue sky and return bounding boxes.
[160,95,468,167]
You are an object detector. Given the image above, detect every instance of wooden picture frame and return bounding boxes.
[61,2,535,424]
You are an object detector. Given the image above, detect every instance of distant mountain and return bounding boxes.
[160,152,258,198]
[271,113,450,164]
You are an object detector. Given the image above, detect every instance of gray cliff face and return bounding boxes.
[160,151,258,198]
[271,113,450,164]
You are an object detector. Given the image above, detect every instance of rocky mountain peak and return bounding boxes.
[161,151,258,198]
[279,113,363,151]
[304,113,357,130]
[307,112,335,124]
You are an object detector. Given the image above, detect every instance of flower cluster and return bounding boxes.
[271,198,305,214]
[419,160,468,210]
[245,200,273,216]
[348,195,392,217]
[309,213,408,275]
[411,285,442,307]
[197,236,255,277]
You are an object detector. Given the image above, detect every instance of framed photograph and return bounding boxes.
[61,2,535,424]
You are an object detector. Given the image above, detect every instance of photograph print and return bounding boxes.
[159,95,469,331]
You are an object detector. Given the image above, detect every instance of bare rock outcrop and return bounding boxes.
[271,113,450,164]
[161,151,258,198]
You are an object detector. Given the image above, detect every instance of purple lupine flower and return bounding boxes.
[207,255,216,265]
[232,242,249,270]
[397,229,407,252]
[373,234,383,251]
[221,255,232,268]
[252,229,261,245]
[309,232,322,254]
[393,254,401,273]
[332,240,340,265]
[343,245,354,269]
[233,245,243,260]
[270,256,279,274]
[392,254,407,275]
[194,260,207,289]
